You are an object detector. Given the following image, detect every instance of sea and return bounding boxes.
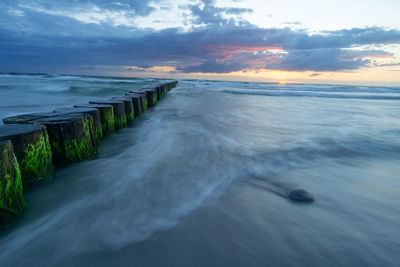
[0,73,399,266]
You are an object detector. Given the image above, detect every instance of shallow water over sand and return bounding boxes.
[0,74,400,266]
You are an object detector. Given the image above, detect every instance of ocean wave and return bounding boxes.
[224,88,400,100]
[0,73,160,85]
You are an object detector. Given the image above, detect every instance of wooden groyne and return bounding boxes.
[0,81,178,220]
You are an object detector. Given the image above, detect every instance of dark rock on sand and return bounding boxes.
[289,189,314,203]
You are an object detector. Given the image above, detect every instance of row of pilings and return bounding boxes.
[0,81,178,221]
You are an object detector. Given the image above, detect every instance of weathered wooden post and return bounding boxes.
[160,84,167,98]
[128,92,148,113]
[110,97,134,123]
[154,86,162,100]
[144,88,157,107]
[0,140,25,217]
[89,100,126,130]
[74,104,115,136]
[0,124,54,185]
[54,107,104,145]
[123,94,141,117]
[33,113,97,166]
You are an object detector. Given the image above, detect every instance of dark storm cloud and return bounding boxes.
[1,0,400,74]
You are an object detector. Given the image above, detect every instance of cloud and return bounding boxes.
[0,0,400,74]
[185,0,253,26]
[0,0,158,31]
[224,7,253,15]
[265,48,394,71]
[16,0,157,16]
[283,21,302,25]
[125,65,176,73]
[374,62,400,67]
[309,73,321,77]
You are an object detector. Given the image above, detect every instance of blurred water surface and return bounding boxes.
[0,74,399,266]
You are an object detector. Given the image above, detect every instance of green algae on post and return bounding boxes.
[34,113,97,166]
[20,132,53,180]
[0,140,25,216]
[153,94,157,105]
[142,97,148,112]
[0,124,54,185]
[155,86,162,100]
[129,92,148,113]
[54,107,104,145]
[63,115,97,161]
[74,104,115,136]
[127,112,134,122]
[145,89,157,108]
[94,128,103,145]
[89,100,126,130]
[111,97,135,123]
[115,116,127,130]
[124,94,142,117]
[104,108,115,134]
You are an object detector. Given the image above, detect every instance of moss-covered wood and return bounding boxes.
[168,81,178,90]
[160,85,167,98]
[0,124,54,185]
[160,81,177,91]
[54,107,103,145]
[34,113,97,166]
[0,140,25,217]
[111,97,134,123]
[145,89,158,107]
[155,86,162,100]
[74,104,115,136]
[124,94,141,117]
[142,96,148,112]
[129,92,148,113]
[89,100,126,130]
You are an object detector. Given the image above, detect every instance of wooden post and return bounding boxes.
[54,107,103,145]
[144,88,157,107]
[110,97,135,123]
[89,100,126,130]
[128,92,148,113]
[34,113,97,166]
[74,104,115,136]
[0,140,25,217]
[0,124,54,185]
[123,94,141,117]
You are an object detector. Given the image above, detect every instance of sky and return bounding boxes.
[1,0,400,85]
